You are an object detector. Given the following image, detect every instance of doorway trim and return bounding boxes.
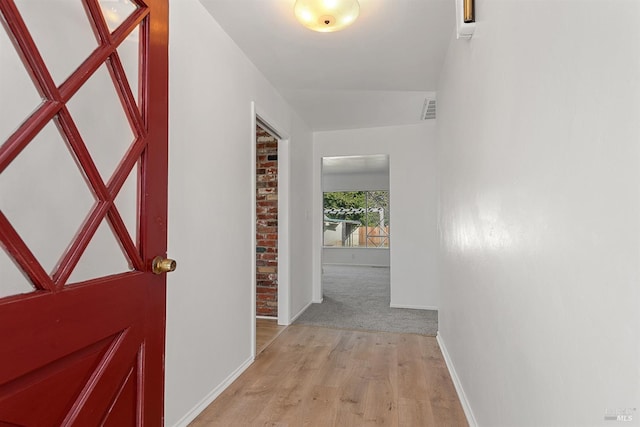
[250,102,290,358]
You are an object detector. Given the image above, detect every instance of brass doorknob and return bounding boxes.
[152,256,177,274]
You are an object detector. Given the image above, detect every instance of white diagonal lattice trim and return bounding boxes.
[323,207,383,215]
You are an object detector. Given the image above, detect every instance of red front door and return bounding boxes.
[0,0,169,425]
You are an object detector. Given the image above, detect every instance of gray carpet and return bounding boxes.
[295,265,438,336]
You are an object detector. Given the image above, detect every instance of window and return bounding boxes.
[323,191,389,248]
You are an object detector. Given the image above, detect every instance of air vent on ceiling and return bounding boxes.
[421,98,436,120]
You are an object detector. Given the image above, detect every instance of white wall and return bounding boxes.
[323,171,389,192]
[167,1,313,425]
[288,120,314,321]
[323,247,389,267]
[437,1,640,426]
[314,123,439,309]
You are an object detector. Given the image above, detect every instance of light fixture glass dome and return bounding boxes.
[294,0,360,33]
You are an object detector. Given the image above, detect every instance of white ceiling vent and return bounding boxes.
[421,98,436,120]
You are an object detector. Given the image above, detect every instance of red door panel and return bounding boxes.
[0,0,168,425]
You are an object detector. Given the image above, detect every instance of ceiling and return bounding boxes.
[199,0,455,131]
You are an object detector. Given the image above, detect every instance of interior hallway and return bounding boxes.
[189,324,467,426]
[164,2,639,426]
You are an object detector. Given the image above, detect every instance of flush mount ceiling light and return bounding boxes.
[294,0,360,33]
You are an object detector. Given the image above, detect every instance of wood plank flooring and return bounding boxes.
[256,318,287,355]
[190,325,468,427]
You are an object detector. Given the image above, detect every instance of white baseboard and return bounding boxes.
[436,333,478,427]
[256,315,277,320]
[389,303,438,311]
[289,300,314,323]
[171,356,254,427]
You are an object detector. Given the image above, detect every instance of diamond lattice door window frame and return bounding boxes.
[0,0,151,292]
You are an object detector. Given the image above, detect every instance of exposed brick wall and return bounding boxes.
[256,125,278,317]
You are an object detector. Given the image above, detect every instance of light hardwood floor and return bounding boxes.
[190,325,468,427]
[256,318,287,355]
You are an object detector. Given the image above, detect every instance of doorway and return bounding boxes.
[319,155,391,322]
[250,104,290,358]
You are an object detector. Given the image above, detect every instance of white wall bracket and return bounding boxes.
[455,0,476,39]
